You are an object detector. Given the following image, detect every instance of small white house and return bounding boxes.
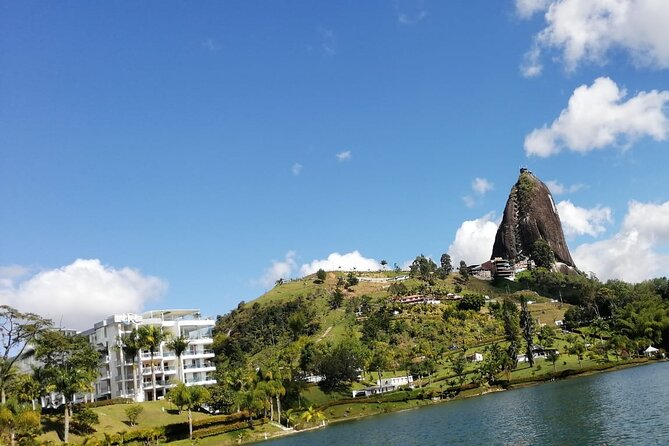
[554,320,564,326]
[467,352,484,363]
[352,375,414,398]
[644,346,660,358]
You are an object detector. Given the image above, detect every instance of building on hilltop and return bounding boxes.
[81,309,216,402]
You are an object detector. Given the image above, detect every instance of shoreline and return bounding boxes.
[250,358,662,445]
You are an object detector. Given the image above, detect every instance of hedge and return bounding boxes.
[192,419,264,439]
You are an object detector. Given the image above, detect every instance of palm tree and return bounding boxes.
[118,329,142,399]
[138,325,167,401]
[166,335,190,384]
[300,405,326,426]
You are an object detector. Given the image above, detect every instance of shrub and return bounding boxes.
[125,404,144,426]
[72,408,99,434]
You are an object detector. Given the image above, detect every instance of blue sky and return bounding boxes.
[2,1,669,329]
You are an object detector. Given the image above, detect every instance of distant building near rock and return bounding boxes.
[491,169,575,269]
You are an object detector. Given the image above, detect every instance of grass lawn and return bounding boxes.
[38,400,210,444]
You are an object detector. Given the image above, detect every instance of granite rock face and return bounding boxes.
[491,169,575,267]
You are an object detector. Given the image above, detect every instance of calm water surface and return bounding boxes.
[266,362,669,445]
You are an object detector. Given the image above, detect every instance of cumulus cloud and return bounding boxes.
[335,150,351,162]
[258,251,298,288]
[318,27,337,56]
[0,265,30,289]
[394,0,428,25]
[525,77,669,157]
[472,177,494,195]
[574,200,669,282]
[299,251,381,275]
[546,180,584,195]
[520,44,543,78]
[556,200,612,237]
[257,250,382,286]
[292,162,303,176]
[520,0,669,72]
[515,0,550,19]
[448,213,499,265]
[0,259,166,331]
[201,38,220,52]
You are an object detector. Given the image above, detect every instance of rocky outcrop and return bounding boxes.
[491,168,575,267]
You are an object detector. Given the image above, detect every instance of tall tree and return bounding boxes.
[440,253,453,274]
[458,260,469,283]
[166,335,190,383]
[34,331,99,443]
[138,325,167,401]
[501,298,521,367]
[531,239,555,269]
[519,298,536,367]
[118,328,142,399]
[0,306,52,404]
[166,383,210,440]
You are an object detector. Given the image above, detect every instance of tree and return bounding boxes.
[451,352,468,387]
[300,406,326,426]
[328,288,345,310]
[519,298,536,367]
[0,305,52,404]
[440,254,453,275]
[380,260,388,270]
[409,255,438,282]
[0,400,41,446]
[34,330,100,443]
[316,269,327,282]
[369,342,392,393]
[501,298,521,368]
[118,328,142,399]
[538,325,556,348]
[316,338,368,389]
[567,338,586,369]
[458,261,469,283]
[125,404,143,426]
[531,239,555,269]
[546,349,559,374]
[346,272,359,288]
[138,325,167,401]
[166,335,190,383]
[458,294,485,312]
[167,383,211,439]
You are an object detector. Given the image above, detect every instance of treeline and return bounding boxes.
[517,268,669,350]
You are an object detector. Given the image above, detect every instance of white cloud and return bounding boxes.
[556,200,612,237]
[521,0,669,72]
[574,200,669,282]
[0,265,30,289]
[472,177,494,195]
[335,150,352,162]
[292,162,303,176]
[462,196,476,209]
[318,27,337,56]
[546,180,584,195]
[0,259,166,331]
[525,77,669,157]
[201,38,220,52]
[521,44,543,78]
[258,251,298,288]
[515,0,550,19]
[448,213,499,265]
[394,0,428,25]
[299,251,381,275]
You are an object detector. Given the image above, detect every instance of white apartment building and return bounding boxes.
[82,309,216,402]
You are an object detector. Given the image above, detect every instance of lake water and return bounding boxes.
[266,362,669,445]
